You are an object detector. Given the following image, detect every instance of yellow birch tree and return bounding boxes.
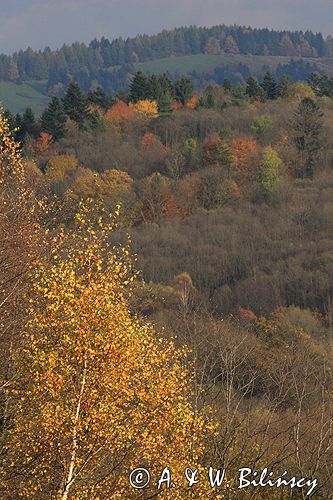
[1,202,220,499]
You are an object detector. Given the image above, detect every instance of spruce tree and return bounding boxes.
[129,71,151,102]
[158,90,173,114]
[41,97,67,140]
[87,87,114,110]
[261,71,278,100]
[159,73,173,93]
[278,74,292,98]
[22,107,39,139]
[222,77,232,93]
[246,76,263,99]
[63,81,90,129]
[174,77,193,105]
[149,74,161,100]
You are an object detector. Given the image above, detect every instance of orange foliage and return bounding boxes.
[140,131,155,146]
[185,96,198,109]
[230,136,259,184]
[238,306,258,323]
[104,101,134,126]
[3,205,217,498]
[34,132,53,153]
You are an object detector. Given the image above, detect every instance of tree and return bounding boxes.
[139,173,178,222]
[129,99,158,120]
[279,34,297,56]
[261,71,278,100]
[203,134,231,171]
[63,81,90,129]
[278,74,292,98]
[257,146,282,194]
[129,70,151,103]
[174,77,193,105]
[292,97,323,178]
[250,115,273,137]
[222,77,232,93]
[230,136,259,187]
[45,154,79,197]
[223,35,240,54]
[246,76,263,99]
[41,96,67,140]
[0,107,45,462]
[87,87,114,110]
[22,106,39,139]
[157,89,173,114]
[1,204,214,498]
[34,132,53,153]
[104,101,134,127]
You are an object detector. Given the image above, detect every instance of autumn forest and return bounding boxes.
[1,21,333,499]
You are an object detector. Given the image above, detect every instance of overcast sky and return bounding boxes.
[0,0,332,54]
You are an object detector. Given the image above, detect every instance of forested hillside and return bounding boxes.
[2,41,333,497]
[1,24,333,98]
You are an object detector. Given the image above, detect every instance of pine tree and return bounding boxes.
[63,81,90,129]
[129,71,151,103]
[41,97,67,140]
[261,71,278,100]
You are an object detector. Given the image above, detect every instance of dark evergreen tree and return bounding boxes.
[246,76,263,99]
[149,74,161,100]
[278,74,292,98]
[14,113,25,143]
[115,87,127,102]
[22,107,39,139]
[3,109,15,131]
[308,73,333,97]
[129,71,151,102]
[157,90,173,114]
[174,77,193,105]
[63,81,90,129]
[41,97,67,140]
[261,71,278,99]
[87,87,114,110]
[158,73,174,95]
[222,78,232,93]
[293,97,323,178]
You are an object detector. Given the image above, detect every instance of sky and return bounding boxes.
[0,0,332,54]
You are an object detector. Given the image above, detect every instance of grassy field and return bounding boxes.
[135,53,333,77]
[0,80,49,115]
[1,54,333,114]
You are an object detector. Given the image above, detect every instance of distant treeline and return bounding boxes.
[0,24,333,94]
